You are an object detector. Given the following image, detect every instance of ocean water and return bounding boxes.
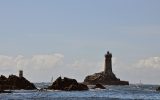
[0,83,160,100]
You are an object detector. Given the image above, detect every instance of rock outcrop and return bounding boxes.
[48,77,88,91]
[156,87,160,91]
[0,75,36,90]
[84,51,129,85]
[92,83,106,89]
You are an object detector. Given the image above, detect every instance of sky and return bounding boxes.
[0,0,160,84]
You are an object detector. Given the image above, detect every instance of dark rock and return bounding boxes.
[0,90,12,93]
[66,83,89,91]
[0,75,7,81]
[48,77,88,91]
[0,75,36,90]
[84,51,129,85]
[92,83,106,89]
[156,87,160,91]
[77,83,89,90]
[84,72,129,85]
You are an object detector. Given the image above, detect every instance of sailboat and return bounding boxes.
[136,80,143,87]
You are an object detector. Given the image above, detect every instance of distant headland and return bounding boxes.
[83,51,129,85]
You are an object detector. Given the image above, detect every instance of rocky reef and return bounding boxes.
[0,74,36,90]
[84,51,129,85]
[48,77,88,91]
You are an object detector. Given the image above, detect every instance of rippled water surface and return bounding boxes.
[0,84,160,100]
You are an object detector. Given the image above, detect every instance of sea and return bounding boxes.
[0,83,160,100]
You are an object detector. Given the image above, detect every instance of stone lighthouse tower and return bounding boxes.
[84,51,129,85]
[104,51,112,75]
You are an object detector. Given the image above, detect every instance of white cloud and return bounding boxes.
[137,57,160,69]
[70,60,97,69]
[30,54,64,69]
[0,55,15,70]
[0,53,64,71]
[70,59,104,71]
[1,54,160,84]
[69,57,121,73]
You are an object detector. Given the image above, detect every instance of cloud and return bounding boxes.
[137,57,160,69]
[29,54,64,70]
[70,59,98,69]
[1,54,160,84]
[67,56,160,84]
[69,57,121,73]
[0,55,15,70]
[0,53,64,71]
[112,57,118,66]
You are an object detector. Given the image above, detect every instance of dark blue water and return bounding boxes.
[0,83,160,100]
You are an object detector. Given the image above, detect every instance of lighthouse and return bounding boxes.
[19,70,23,78]
[104,51,112,75]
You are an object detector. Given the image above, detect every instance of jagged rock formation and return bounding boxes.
[84,51,129,85]
[0,75,36,90]
[48,77,88,91]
